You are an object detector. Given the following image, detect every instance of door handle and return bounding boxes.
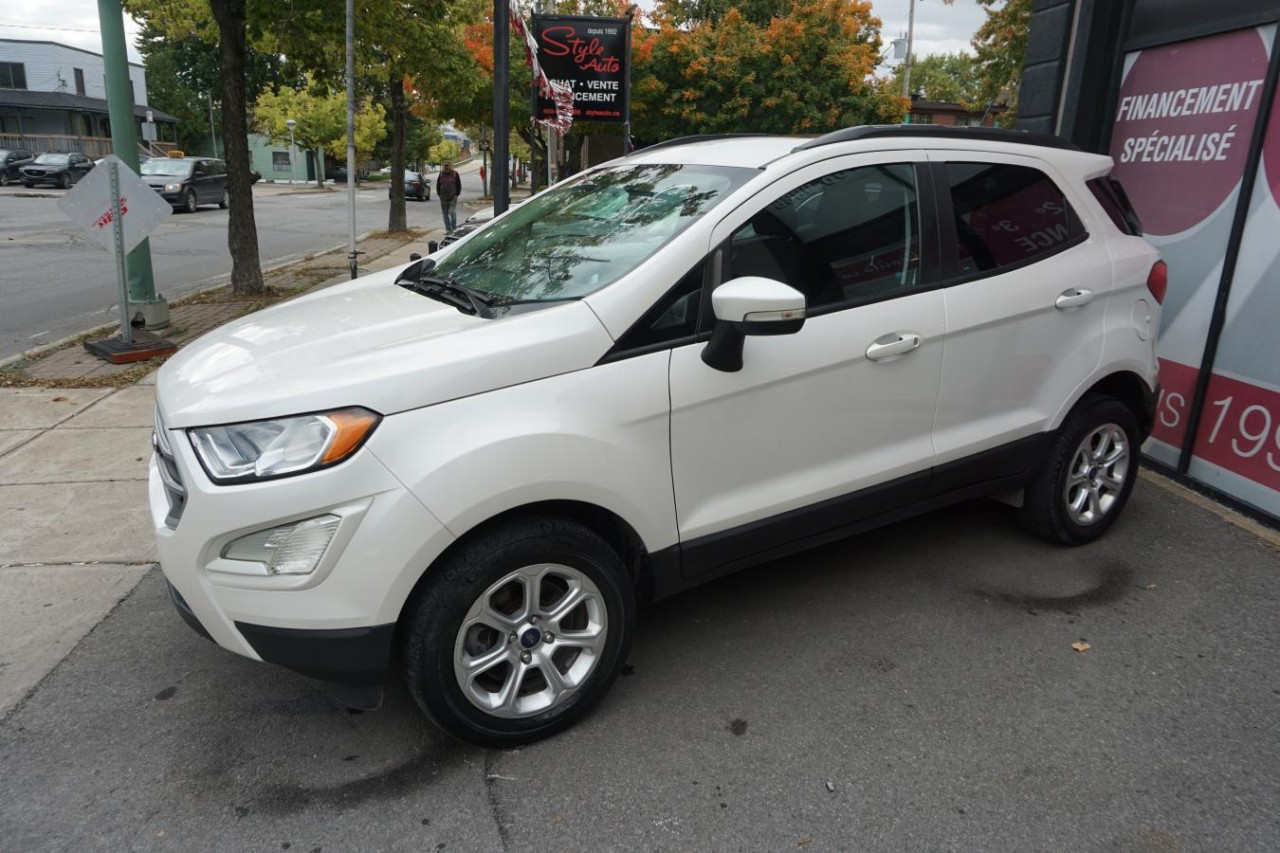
[1055,288,1095,310]
[866,332,922,361]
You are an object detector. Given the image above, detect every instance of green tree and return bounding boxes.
[944,0,1030,127]
[631,0,903,142]
[253,81,386,182]
[891,52,985,107]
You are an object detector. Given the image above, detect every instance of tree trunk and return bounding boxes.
[387,71,407,233]
[209,0,264,296]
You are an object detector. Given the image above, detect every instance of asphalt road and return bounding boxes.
[0,176,483,362]
[2,479,1278,851]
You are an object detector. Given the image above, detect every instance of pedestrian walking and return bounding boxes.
[437,163,462,231]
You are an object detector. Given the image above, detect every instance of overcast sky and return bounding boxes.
[0,0,986,72]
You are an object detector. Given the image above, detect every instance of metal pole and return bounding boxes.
[287,119,297,185]
[97,0,162,325]
[493,0,510,215]
[108,161,131,345]
[207,91,218,157]
[346,0,358,279]
[901,0,916,100]
[624,7,634,155]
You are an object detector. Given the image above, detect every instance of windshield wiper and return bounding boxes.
[401,275,496,319]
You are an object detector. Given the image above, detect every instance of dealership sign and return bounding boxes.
[533,15,629,124]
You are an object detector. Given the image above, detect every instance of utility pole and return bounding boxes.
[901,0,916,101]
[96,0,166,328]
[493,0,510,215]
[345,0,358,279]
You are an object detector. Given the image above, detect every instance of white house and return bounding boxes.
[0,38,177,158]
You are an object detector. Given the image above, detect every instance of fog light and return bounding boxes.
[222,515,340,575]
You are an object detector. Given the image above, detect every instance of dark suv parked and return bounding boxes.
[141,157,228,212]
[20,152,93,188]
[0,149,34,186]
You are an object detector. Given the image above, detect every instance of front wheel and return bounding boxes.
[0,173,9,187]
[59,173,71,189]
[402,516,635,747]
[183,189,198,213]
[218,188,228,209]
[1018,396,1141,545]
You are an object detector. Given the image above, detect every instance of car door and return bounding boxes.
[668,152,946,578]
[926,153,1112,477]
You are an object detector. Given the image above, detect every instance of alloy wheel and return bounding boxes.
[453,563,607,719]
[1063,423,1130,526]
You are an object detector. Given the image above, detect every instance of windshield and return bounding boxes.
[428,163,753,303]
[35,154,70,165]
[141,159,194,177]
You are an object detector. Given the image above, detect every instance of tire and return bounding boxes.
[183,189,198,214]
[218,188,228,209]
[402,515,635,747]
[1018,395,1141,546]
[0,173,9,187]
[59,172,71,189]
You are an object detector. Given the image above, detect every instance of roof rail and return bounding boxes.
[792,125,1082,153]
[640,133,774,153]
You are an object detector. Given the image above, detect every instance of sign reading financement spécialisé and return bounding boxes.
[533,15,629,124]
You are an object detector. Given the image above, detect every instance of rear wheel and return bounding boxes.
[218,188,228,209]
[183,189,198,213]
[1018,396,1140,545]
[402,516,635,747]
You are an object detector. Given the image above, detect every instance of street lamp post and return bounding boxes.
[286,118,297,184]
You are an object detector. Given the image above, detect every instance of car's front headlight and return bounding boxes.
[164,182,182,192]
[188,407,381,484]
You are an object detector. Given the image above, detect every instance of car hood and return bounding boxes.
[156,263,615,428]
[141,175,180,187]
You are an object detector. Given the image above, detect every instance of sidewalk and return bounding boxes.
[0,226,438,716]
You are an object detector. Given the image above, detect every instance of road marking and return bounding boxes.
[28,330,50,339]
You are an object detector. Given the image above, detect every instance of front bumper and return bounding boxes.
[149,423,456,686]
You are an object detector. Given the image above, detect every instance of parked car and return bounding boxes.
[20,152,93,188]
[140,157,228,212]
[389,171,432,201]
[248,168,262,184]
[0,148,34,186]
[151,126,1163,747]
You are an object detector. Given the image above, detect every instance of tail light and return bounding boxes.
[1147,260,1167,304]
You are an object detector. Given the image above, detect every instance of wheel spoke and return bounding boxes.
[1098,472,1124,493]
[555,623,605,653]
[1069,486,1090,515]
[538,656,569,698]
[462,641,512,674]
[546,584,589,626]
[1092,430,1112,463]
[1086,488,1102,519]
[1102,445,1127,467]
[497,664,530,714]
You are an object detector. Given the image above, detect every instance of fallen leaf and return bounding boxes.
[1072,641,1091,653]
[52,396,68,402]
[1142,583,1157,590]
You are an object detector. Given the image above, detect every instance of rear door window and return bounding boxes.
[942,162,1086,278]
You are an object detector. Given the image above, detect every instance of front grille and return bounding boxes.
[153,405,186,528]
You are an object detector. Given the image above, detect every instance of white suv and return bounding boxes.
[150,126,1164,745]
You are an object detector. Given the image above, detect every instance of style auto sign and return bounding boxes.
[534,15,629,124]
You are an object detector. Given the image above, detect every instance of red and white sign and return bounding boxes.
[57,155,172,255]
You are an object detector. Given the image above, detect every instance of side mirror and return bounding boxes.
[702,276,806,373]
[427,240,440,254]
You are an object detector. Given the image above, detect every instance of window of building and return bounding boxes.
[943,162,1086,276]
[911,113,934,124]
[0,63,27,90]
[272,151,290,171]
[728,163,924,311]
[954,115,984,127]
[74,68,85,96]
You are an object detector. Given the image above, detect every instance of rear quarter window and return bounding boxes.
[1087,176,1143,236]
[944,162,1087,277]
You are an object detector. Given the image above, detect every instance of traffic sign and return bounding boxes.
[58,155,171,255]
